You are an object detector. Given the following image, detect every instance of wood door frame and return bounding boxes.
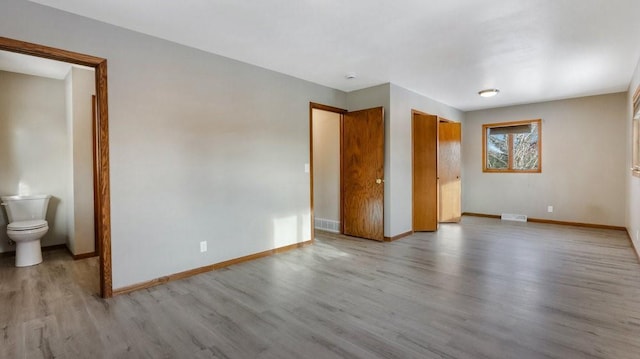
[0,36,113,298]
[437,116,454,223]
[309,103,347,241]
[438,120,462,223]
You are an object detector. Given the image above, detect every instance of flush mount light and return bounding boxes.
[478,88,500,98]
[345,72,357,79]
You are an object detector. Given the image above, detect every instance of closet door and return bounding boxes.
[412,112,438,231]
[438,121,461,223]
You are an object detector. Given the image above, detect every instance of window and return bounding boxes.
[483,119,541,173]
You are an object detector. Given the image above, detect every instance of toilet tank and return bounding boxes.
[0,195,51,223]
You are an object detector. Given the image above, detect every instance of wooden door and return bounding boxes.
[412,112,439,231]
[438,121,461,222]
[342,107,385,241]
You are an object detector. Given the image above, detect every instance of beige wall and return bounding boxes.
[0,0,347,289]
[0,70,69,252]
[312,109,340,225]
[388,84,464,236]
[627,58,640,257]
[65,67,95,255]
[463,93,627,226]
[345,83,464,237]
[6,0,631,287]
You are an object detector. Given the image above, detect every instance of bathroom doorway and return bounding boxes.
[0,37,112,298]
[310,104,344,239]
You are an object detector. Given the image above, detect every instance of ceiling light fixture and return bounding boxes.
[478,88,500,98]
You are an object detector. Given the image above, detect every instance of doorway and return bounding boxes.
[412,110,461,232]
[309,103,385,242]
[311,107,342,235]
[0,36,112,298]
[438,118,462,223]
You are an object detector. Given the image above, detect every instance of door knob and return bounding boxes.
[376,178,383,184]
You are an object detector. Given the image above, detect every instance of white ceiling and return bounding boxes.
[28,0,640,111]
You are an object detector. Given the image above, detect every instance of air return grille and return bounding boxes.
[314,218,340,233]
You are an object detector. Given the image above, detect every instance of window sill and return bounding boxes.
[483,169,542,174]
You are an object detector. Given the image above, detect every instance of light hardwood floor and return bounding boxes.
[1,216,640,358]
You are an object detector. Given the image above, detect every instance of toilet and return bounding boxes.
[1,195,51,267]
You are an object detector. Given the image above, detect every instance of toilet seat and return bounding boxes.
[7,220,47,231]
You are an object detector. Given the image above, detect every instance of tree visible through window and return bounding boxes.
[483,119,541,173]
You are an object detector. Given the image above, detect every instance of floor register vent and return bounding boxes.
[501,213,528,222]
[315,218,341,233]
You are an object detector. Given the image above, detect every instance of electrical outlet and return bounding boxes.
[200,241,207,253]
[547,205,553,213]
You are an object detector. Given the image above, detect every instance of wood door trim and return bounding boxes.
[436,118,440,223]
[411,109,430,116]
[309,103,347,240]
[0,36,113,298]
[438,121,461,223]
[310,102,347,114]
[92,95,100,259]
[339,112,344,234]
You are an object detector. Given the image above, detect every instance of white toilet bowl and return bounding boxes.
[7,220,49,267]
[1,195,51,267]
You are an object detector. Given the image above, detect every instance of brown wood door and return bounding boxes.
[412,112,438,231]
[341,107,385,241]
[438,121,461,223]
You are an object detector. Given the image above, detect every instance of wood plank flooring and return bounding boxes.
[1,216,639,358]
